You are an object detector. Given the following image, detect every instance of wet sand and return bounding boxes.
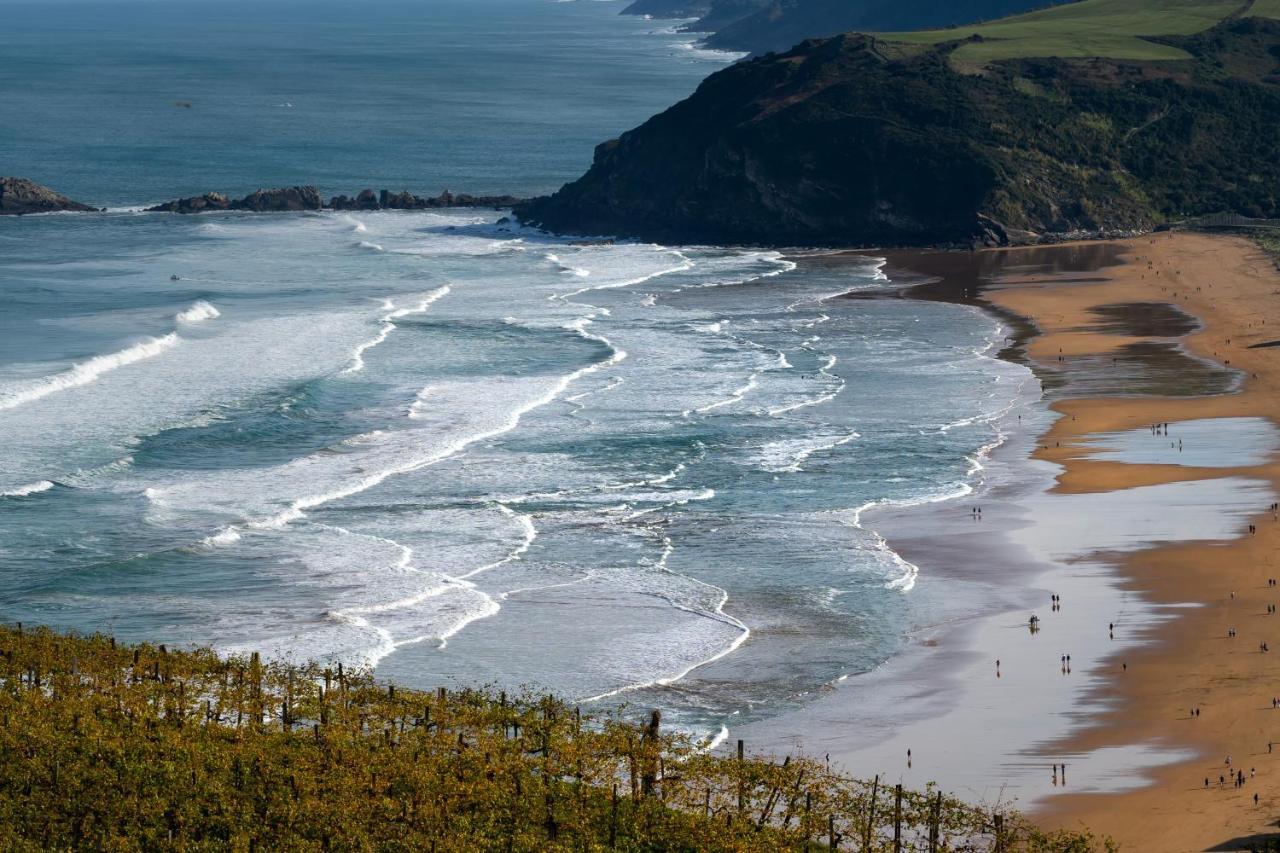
[990,233,1280,851]
[743,233,1280,851]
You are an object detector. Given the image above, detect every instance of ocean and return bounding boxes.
[0,0,1033,738]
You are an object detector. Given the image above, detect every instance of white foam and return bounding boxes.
[175,300,220,324]
[0,480,54,498]
[0,333,180,412]
[342,286,451,375]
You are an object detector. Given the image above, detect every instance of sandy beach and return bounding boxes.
[740,231,1280,851]
[993,232,1280,851]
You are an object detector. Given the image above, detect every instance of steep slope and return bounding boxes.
[516,17,1280,247]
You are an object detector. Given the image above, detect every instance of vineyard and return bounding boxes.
[0,625,1109,850]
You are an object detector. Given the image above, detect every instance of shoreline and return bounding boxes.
[738,232,1279,850]
[988,232,1280,851]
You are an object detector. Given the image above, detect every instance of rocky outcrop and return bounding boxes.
[146,187,320,214]
[327,189,522,211]
[148,187,521,214]
[0,177,95,215]
[235,186,323,212]
[517,20,1280,248]
[147,193,232,214]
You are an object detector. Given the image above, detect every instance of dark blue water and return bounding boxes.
[1,0,737,203]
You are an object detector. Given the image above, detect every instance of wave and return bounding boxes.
[581,521,749,703]
[555,252,694,302]
[1,480,54,498]
[175,300,220,324]
[0,333,179,412]
[767,353,843,416]
[845,482,975,593]
[342,286,451,375]
[356,240,385,252]
[202,319,628,543]
[757,430,859,473]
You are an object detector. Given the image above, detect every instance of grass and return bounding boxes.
[878,0,1249,66]
[1253,0,1280,19]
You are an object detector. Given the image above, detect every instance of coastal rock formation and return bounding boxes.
[327,189,522,211]
[148,187,521,214]
[147,193,232,214]
[146,187,320,214]
[518,19,1280,248]
[235,186,323,212]
[0,177,95,215]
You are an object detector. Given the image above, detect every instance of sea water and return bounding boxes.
[0,0,1033,738]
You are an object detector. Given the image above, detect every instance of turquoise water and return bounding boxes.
[0,0,1032,737]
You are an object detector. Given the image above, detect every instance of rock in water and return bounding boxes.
[233,186,323,212]
[0,177,95,215]
[147,193,232,214]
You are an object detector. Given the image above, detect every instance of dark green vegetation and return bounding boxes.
[518,7,1280,248]
[0,625,1108,850]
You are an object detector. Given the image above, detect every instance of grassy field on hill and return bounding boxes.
[0,625,1110,850]
[880,0,1265,65]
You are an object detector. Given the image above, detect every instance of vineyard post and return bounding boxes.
[929,790,942,852]
[829,815,837,850]
[737,739,745,813]
[893,784,902,853]
[803,790,811,846]
[610,782,618,848]
[994,813,1005,853]
[865,774,879,850]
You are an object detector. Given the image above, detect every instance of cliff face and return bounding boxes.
[517,20,1280,248]
[0,177,94,215]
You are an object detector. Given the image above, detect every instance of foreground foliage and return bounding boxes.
[0,625,1108,850]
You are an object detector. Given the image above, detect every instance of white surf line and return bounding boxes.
[550,250,694,303]
[455,503,538,581]
[341,285,451,375]
[0,331,182,412]
[315,514,529,663]
[767,352,844,416]
[0,480,54,498]
[844,481,976,593]
[667,250,796,295]
[580,529,750,704]
[761,430,860,474]
[500,571,596,600]
[201,324,625,544]
[688,373,760,416]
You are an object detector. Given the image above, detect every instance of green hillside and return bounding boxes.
[881,0,1260,66]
